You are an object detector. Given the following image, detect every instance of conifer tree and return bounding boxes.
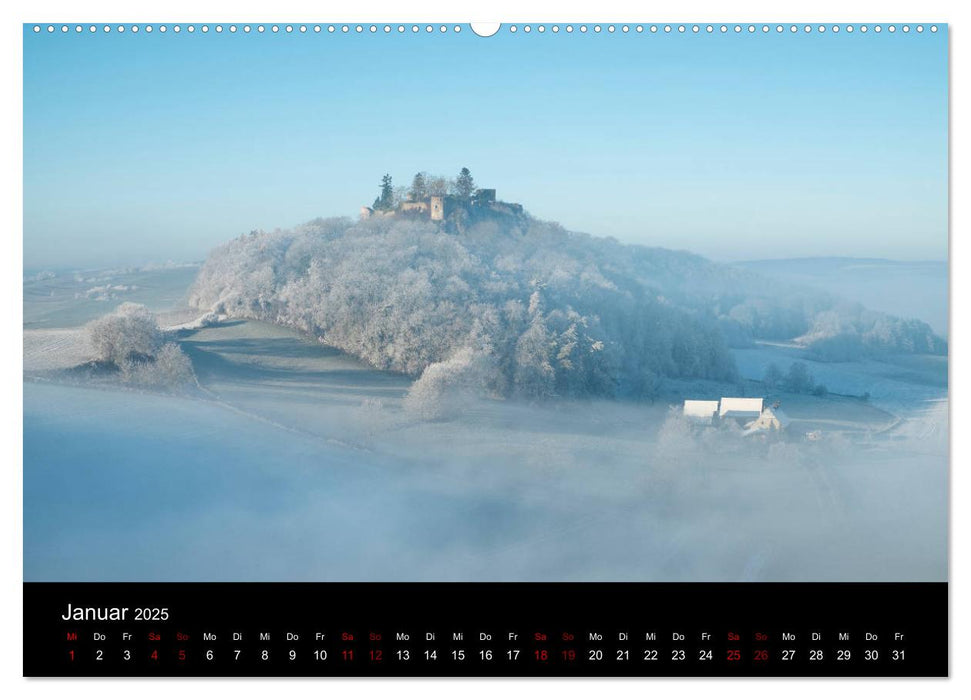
[455,167,475,200]
[377,174,394,210]
[409,172,427,201]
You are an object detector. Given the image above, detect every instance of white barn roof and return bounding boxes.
[683,400,719,421]
[719,397,763,418]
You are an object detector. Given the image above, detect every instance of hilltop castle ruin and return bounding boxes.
[360,170,524,229]
[362,189,522,222]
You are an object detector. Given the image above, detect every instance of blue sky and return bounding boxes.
[24,25,947,268]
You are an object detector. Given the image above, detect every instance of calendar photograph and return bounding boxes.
[23,23,948,587]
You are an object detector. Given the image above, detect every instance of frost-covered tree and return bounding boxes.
[149,343,195,386]
[87,304,196,389]
[121,342,195,388]
[87,303,163,365]
[403,347,488,420]
[513,316,556,398]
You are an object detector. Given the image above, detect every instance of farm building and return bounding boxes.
[719,397,764,422]
[683,400,719,424]
[681,396,793,438]
[743,406,791,434]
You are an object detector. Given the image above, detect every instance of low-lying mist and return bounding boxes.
[23,378,947,582]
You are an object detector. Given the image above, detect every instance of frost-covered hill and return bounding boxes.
[188,215,945,399]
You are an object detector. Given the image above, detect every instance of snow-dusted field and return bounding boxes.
[22,266,949,582]
[734,342,947,413]
[24,265,199,330]
[23,328,92,372]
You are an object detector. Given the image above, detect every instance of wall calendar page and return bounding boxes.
[21,17,949,679]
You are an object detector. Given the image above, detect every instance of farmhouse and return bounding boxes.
[743,406,791,434]
[719,397,764,422]
[682,400,719,424]
[682,396,789,435]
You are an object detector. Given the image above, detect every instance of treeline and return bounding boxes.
[763,361,829,397]
[616,257,946,359]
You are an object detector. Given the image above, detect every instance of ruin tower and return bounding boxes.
[430,195,445,221]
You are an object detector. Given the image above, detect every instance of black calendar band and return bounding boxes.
[24,582,947,677]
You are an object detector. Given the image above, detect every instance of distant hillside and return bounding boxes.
[734,257,948,337]
[189,215,945,399]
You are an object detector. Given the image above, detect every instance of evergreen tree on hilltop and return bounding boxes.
[375,174,394,210]
[455,167,475,200]
[409,172,427,201]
